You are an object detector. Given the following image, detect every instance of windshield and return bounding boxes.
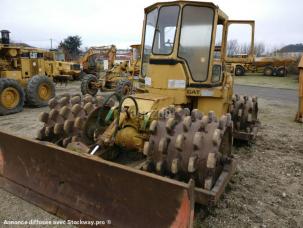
[152,5,179,55]
[142,8,158,77]
[178,6,214,82]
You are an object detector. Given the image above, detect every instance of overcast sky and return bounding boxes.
[1,0,302,50]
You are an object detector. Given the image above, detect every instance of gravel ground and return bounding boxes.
[234,85,297,103]
[0,82,81,138]
[200,98,303,228]
[0,81,302,227]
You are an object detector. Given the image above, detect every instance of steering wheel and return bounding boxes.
[104,93,121,107]
[165,39,173,47]
[119,95,139,118]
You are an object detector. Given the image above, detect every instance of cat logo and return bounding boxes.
[186,89,201,96]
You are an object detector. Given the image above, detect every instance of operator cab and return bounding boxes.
[141,1,254,105]
[141,2,227,87]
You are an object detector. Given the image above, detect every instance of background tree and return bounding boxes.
[59,35,82,61]
[254,42,265,57]
[228,40,266,57]
[239,43,250,55]
[227,39,240,56]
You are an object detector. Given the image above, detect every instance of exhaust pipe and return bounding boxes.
[1,30,10,44]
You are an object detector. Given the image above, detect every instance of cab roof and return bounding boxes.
[144,1,228,20]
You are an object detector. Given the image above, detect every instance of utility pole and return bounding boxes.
[50,38,53,49]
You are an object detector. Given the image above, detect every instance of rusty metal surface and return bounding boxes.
[233,130,256,141]
[194,160,236,205]
[233,123,260,141]
[230,95,259,141]
[296,58,303,122]
[144,107,233,191]
[0,130,194,228]
[37,94,106,147]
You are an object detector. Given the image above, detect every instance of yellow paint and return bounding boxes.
[115,126,145,152]
[1,43,80,88]
[38,83,52,101]
[0,87,20,109]
[82,1,260,154]
[7,48,18,57]
[136,1,238,118]
[126,93,174,114]
[80,45,117,72]
[0,71,22,81]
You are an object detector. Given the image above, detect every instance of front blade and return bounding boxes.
[0,130,194,228]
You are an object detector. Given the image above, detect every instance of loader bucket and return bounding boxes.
[0,130,194,228]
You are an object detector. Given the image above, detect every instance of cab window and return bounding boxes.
[178,6,214,82]
[152,5,179,55]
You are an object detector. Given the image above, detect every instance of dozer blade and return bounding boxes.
[0,130,194,228]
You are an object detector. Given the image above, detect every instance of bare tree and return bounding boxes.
[254,42,265,57]
[239,43,250,55]
[227,39,240,56]
[227,40,267,57]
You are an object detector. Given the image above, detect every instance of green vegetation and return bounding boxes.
[59,35,82,61]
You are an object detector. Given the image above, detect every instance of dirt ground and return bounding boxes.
[201,98,303,228]
[0,80,302,227]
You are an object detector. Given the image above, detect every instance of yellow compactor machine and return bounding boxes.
[0,2,259,227]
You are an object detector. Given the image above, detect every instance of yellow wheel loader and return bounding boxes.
[0,2,259,227]
[0,31,82,115]
[0,30,55,115]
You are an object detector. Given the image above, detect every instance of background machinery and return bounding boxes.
[81,44,142,96]
[0,1,259,226]
[223,22,294,77]
[44,50,81,82]
[0,30,55,115]
[128,44,141,77]
[80,45,117,76]
[296,56,303,122]
[231,55,295,77]
[0,30,82,115]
